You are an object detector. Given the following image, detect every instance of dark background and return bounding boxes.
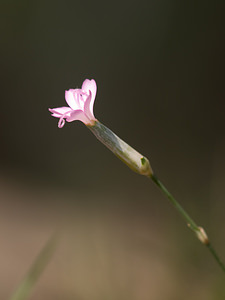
[1,0,225,299]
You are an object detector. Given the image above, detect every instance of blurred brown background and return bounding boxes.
[1,0,225,299]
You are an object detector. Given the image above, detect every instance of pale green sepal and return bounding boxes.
[87,120,153,176]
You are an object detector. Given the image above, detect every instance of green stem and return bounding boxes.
[10,235,58,300]
[150,174,225,274]
[151,174,199,232]
[207,243,225,273]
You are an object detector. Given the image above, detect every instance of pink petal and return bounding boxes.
[82,79,97,117]
[49,107,72,117]
[65,90,80,110]
[82,79,97,100]
[66,109,90,124]
[84,91,96,120]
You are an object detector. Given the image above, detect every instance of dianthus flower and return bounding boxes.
[49,79,97,128]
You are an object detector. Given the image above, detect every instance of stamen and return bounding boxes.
[58,111,71,128]
[58,117,65,128]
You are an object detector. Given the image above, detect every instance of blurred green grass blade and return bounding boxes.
[9,235,58,300]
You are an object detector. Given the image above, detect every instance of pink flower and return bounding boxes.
[49,79,97,128]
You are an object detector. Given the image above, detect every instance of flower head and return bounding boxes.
[49,78,153,177]
[49,79,97,128]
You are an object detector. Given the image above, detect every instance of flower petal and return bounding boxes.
[66,109,91,124]
[82,79,97,118]
[84,91,96,120]
[49,107,72,117]
[65,90,80,110]
[82,79,97,99]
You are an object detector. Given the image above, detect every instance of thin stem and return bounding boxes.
[207,243,225,273]
[150,174,225,274]
[151,174,199,232]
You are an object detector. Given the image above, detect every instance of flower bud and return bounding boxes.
[196,227,209,245]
